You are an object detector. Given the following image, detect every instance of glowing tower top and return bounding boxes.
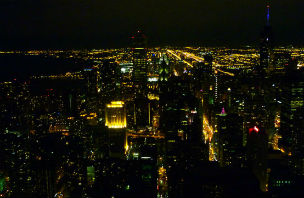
[266,0,270,26]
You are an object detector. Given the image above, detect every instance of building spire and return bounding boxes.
[266,0,270,26]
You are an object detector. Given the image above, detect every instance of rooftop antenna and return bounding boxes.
[266,0,270,26]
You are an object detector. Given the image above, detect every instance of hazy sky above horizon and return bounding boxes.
[0,0,303,49]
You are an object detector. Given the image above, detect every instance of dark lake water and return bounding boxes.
[0,54,87,82]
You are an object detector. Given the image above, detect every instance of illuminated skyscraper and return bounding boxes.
[105,101,127,129]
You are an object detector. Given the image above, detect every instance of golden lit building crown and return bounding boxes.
[105,101,127,128]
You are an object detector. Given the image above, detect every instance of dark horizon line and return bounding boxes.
[0,43,302,51]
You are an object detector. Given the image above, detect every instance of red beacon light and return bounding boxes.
[249,126,260,134]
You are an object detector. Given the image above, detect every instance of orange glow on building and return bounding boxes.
[105,101,127,128]
[272,133,282,151]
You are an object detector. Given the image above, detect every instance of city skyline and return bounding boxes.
[1,1,304,198]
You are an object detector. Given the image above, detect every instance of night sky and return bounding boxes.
[0,0,303,49]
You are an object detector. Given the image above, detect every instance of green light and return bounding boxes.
[0,175,5,192]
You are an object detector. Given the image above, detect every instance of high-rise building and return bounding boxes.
[132,31,148,96]
[105,101,127,129]
[105,101,128,158]
[159,57,169,82]
[83,68,100,95]
[217,112,246,168]
[247,125,268,192]
[133,96,149,128]
[280,68,304,175]
[130,31,149,128]
[100,59,121,102]
[259,0,273,75]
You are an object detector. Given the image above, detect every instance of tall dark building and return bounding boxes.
[160,76,199,160]
[247,126,268,191]
[259,0,273,74]
[130,31,149,128]
[192,54,213,92]
[84,67,100,95]
[132,31,148,96]
[159,57,169,83]
[217,112,246,168]
[280,67,304,175]
[100,59,121,102]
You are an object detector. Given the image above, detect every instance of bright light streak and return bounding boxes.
[167,50,193,67]
[209,143,217,161]
[203,115,214,142]
[272,133,282,151]
[274,112,280,128]
[167,50,181,60]
[202,114,217,162]
[125,138,129,154]
[179,51,204,62]
[176,50,235,76]
[215,67,235,76]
